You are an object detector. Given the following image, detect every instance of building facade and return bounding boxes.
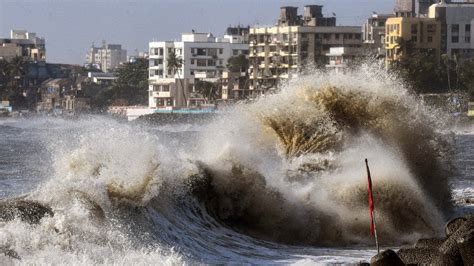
[363,14,394,56]
[148,32,248,109]
[385,17,441,63]
[428,2,474,60]
[326,47,363,72]
[86,42,127,73]
[394,0,440,17]
[249,6,362,92]
[0,30,46,61]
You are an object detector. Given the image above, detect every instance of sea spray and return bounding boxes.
[195,63,453,245]
[0,64,456,263]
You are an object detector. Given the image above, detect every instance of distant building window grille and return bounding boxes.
[197,59,207,66]
[452,36,459,43]
[196,48,206,56]
[428,36,433,43]
[452,24,459,34]
[427,24,436,33]
[466,24,471,34]
[466,36,471,43]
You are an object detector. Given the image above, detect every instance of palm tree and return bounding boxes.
[167,51,187,107]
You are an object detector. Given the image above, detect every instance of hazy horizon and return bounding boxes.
[0,0,393,65]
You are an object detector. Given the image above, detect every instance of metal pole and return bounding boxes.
[365,158,380,255]
[372,208,380,255]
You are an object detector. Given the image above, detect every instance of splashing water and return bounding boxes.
[0,64,458,264]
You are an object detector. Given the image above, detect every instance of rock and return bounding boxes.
[0,199,53,224]
[457,229,474,265]
[370,249,404,266]
[414,238,445,249]
[397,247,439,264]
[436,216,474,266]
[445,217,467,237]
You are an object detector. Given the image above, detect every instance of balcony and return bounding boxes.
[152,91,171,98]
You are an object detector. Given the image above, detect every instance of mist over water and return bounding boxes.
[0,64,466,264]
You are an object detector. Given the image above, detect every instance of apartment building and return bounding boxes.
[249,5,362,91]
[148,32,248,108]
[86,41,127,73]
[428,1,474,60]
[362,14,394,56]
[326,47,364,72]
[394,0,439,17]
[385,16,441,63]
[0,30,46,61]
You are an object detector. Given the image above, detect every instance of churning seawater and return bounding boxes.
[0,66,473,265]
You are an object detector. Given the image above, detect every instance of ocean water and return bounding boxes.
[0,66,472,264]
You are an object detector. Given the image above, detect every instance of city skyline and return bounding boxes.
[0,0,393,64]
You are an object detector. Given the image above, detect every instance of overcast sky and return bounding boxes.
[0,0,394,64]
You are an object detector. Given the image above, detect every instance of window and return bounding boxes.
[452,36,459,43]
[428,36,433,43]
[197,59,207,66]
[219,48,223,54]
[191,48,196,54]
[219,59,223,65]
[191,59,195,64]
[427,24,436,33]
[355,34,361,40]
[452,24,459,33]
[157,59,163,65]
[233,50,239,56]
[207,59,216,66]
[162,85,170,92]
[196,48,206,56]
[466,24,471,33]
[411,24,418,34]
[335,33,340,40]
[412,36,418,42]
[168,48,173,53]
[466,36,471,43]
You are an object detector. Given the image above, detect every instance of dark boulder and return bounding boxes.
[0,199,53,224]
[457,229,474,265]
[397,247,439,264]
[370,249,404,266]
[414,238,445,249]
[436,216,474,266]
[445,217,467,237]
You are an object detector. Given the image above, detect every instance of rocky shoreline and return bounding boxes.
[370,214,474,265]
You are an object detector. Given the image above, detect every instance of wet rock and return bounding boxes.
[457,229,474,265]
[370,249,404,266]
[0,199,53,224]
[436,216,474,266]
[397,247,439,265]
[445,217,467,237]
[414,238,445,249]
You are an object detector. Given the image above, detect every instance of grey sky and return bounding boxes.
[0,0,394,64]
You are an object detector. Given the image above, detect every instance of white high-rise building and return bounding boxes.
[429,1,474,60]
[148,32,248,109]
[86,41,127,73]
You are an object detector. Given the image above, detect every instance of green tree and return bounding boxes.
[167,51,187,106]
[96,58,148,106]
[227,54,249,73]
[0,56,26,105]
[195,80,217,102]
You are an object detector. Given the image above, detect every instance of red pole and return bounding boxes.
[365,158,380,255]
